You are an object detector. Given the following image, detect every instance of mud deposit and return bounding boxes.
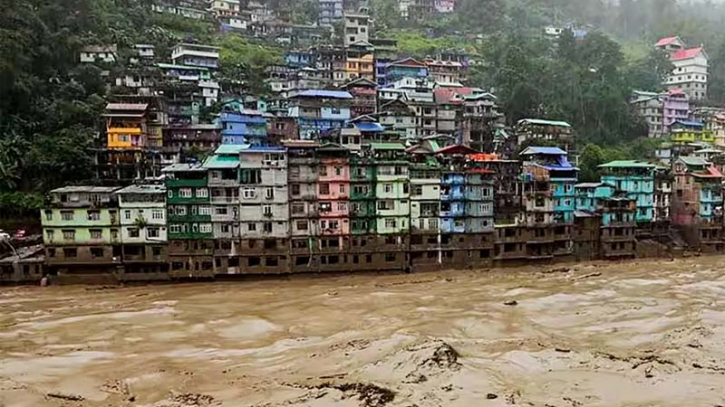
[3,258,725,406]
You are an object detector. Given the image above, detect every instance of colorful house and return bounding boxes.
[219,108,268,145]
[382,58,429,86]
[599,161,656,223]
[287,90,352,140]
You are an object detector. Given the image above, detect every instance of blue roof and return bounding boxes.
[673,120,705,128]
[294,90,353,99]
[242,146,286,153]
[521,146,568,156]
[354,122,385,132]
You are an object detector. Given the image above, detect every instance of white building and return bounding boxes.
[656,36,709,101]
[343,12,370,47]
[115,185,168,244]
[171,43,220,70]
[79,45,117,64]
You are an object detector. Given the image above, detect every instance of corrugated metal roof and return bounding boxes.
[162,163,206,173]
[599,160,656,169]
[156,63,209,71]
[520,146,567,156]
[679,156,710,167]
[115,184,166,194]
[518,118,572,128]
[354,122,384,133]
[370,142,406,151]
[215,144,250,154]
[671,47,704,61]
[203,155,240,169]
[293,90,353,99]
[106,103,148,111]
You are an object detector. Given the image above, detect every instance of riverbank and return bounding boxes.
[2,256,725,406]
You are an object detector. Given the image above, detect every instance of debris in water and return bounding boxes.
[487,393,498,399]
[555,348,572,353]
[47,392,84,401]
[504,300,518,306]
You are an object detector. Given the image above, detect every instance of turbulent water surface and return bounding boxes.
[2,258,725,406]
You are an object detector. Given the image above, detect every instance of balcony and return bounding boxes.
[211,196,239,204]
[168,214,212,223]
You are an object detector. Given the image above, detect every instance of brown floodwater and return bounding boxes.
[2,258,725,407]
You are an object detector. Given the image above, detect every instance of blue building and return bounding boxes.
[288,90,352,140]
[219,109,268,146]
[284,50,315,68]
[521,147,579,224]
[599,161,656,223]
[383,58,429,86]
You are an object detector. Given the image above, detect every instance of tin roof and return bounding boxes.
[115,184,166,194]
[50,186,122,194]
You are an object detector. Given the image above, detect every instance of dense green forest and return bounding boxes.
[2,0,725,217]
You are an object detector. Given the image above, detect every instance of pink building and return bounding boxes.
[317,145,351,236]
[663,89,690,134]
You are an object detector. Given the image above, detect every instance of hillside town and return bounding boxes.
[3,0,725,284]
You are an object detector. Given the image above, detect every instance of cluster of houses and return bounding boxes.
[6,2,725,283]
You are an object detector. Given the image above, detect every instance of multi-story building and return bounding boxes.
[516,119,575,153]
[656,36,709,101]
[287,90,352,140]
[171,43,220,70]
[424,58,466,84]
[42,187,122,277]
[339,77,377,118]
[671,156,724,252]
[371,38,399,87]
[663,90,690,134]
[399,0,435,21]
[316,144,351,269]
[462,92,502,151]
[161,124,222,166]
[80,45,118,64]
[104,103,149,150]
[286,141,321,272]
[600,161,656,224]
[521,146,578,259]
[349,151,377,237]
[631,91,665,138]
[151,0,208,19]
[378,99,418,142]
[343,12,370,47]
[238,147,290,274]
[220,108,268,145]
[408,156,442,270]
[382,58,429,86]
[319,0,343,25]
[575,183,637,259]
[653,167,673,229]
[163,163,214,277]
[205,145,243,261]
[115,185,168,275]
[345,43,375,83]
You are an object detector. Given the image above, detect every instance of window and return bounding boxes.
[87,210,100,221]
[385,218,396,228]
[291,184,301,196]
[179,188,192,198]
[320,183,331,195]
[47,248,56,258]
[61,211,73,221]
[378,200,394,210]
[320,166,328,176]
[296,220,308,231]
[263,222,273,233]
[319,202,332,212]
[248,257,261,267]
[215,207,228,215]
[243,188,256,199]
[240,169,262,184]
[248,223,257,231]
[412,185,423,196]
[147,228,160,238]
[62,230,75,241]
[385,253,397,262]
[63,248,77,258]
[292,203,305,214]
[263,205,273,216]
[167,190,173,199]
[169,224,182,234]
[428,218,438,229]
[129,228,140,238]
[46,230,55,241]
[124,210,132,220]
[44,210,53,221]
[90,229,103,240]
[265,188,274,200]
[196,188,208,198]
[338,202,347,211]
[339,184,346,193]
[384,184,393,193]
[90,247,104,258]
[199,224,213,233]
[152,209,164,220]
[199,206,212,216]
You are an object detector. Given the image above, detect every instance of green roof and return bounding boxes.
[215,144,249,155]
[370,142,406,151]
[203,155,240,169]
[599,160,656,169]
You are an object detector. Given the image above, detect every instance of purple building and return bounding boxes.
[663,89,690,134]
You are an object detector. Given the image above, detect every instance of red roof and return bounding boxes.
[390,57,427,68]
[436,144,481,155]
[671,47,703,61]
[656,36,679,47]
[434,87,473,105]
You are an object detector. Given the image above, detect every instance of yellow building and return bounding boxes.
[104,103,148,149]
[345,52,375,82]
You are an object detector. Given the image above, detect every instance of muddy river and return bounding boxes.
[2,258,725,406]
